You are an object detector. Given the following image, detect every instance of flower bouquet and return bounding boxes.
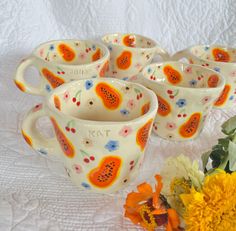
[124,116,236,231]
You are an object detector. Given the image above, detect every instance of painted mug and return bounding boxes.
[21,78,158,193]
[14,40,110,95]
[135,62,225,141]
[172,45,236,108]
[102,33,169,80]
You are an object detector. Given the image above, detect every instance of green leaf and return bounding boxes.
[228,141,236,171]
[201,151,212,173]
[218,138,230,151]
[222,116,236,135]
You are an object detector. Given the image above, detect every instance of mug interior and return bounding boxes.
[142,62,224,89]
[102,33,156,49]
[49,79,153,122]
[190,45,236,63]
[35,40,108,65]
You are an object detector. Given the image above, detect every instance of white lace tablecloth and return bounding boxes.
[1,0,236,230]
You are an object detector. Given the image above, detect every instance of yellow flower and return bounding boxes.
[161,155,204,217]
[181,171,236,231]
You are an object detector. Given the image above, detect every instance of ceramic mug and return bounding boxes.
[14,40,110,95]
[102,33,169,80]
[21,78,158,193]
[135,62,225,141]
[172,45,236,109]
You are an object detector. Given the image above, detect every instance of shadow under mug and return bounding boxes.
[135,61,225,141]
[14,39,110,95]
[21,78,158,193]
[172,45,236,109]
[102,33,169,80]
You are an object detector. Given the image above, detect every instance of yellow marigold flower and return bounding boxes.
[181,171,236,231]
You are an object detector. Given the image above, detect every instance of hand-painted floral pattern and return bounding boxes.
[176,99,187,108]
[85,80,93,90]
[119,126,133,137]
[105,140,119,152]
[166,122,177,130]
[73,164,83,174]
[127,99,136,110]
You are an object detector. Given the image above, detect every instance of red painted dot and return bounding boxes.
[62,71,65,74]
[90,156,95,161]
[57,71,60,74]
[84,158,89,163]
[137,95,140,100]
[140,93,143,98]
[130,166,134,170]
[170,95,174,99]
[65,126,70,132]
[72,97,76,102]
[71,128,76,133]
[77,101,81,106]
[167,90,173,94]
[178,114,181,117]
[183,114,187,117]
[130,160,134,165]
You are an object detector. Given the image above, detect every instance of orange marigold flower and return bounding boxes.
[124,175,181,231]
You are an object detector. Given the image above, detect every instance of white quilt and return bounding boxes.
[0,0,236,230]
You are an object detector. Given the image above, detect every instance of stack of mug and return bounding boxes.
[14,33,236,193]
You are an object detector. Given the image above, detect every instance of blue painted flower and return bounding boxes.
[189,79,197,87]
[122,77,129,81]
[229,95,234,100]
[81,182,91,189]
[85,80,93,90]
[120,109,130,115]
[105,140,119,152]
[45,84,51,92]
[214,67,220,72]
[147,67,152,74]
[92,44,96,50]
[108,45,112,51]
[176,99,187,108]
[49,44,54,51]
[38,149,47,155]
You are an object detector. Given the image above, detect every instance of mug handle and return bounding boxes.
[21,103,61,158]
[155,47,170,61]
[171,49,192,62]
[14,56,45,95]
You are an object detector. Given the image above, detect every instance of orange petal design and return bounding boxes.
[58,43,76,61]
[92,48,101,61]
[42,68,65,88]
[212,48,230,62]
[14,80,25,92]
[163,65,182,85]
[22,130,32,146]
[214,84,231,106]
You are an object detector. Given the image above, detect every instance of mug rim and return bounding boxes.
[45,78,158,125]
[101,32,159,51]
[32,39,110,68]
[188,44,236,65]
[141,61,226,91]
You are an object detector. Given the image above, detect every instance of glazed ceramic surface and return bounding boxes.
[172,45,236,109]
[102,33,169,80]
[136,62,225,141]
[14,40,109,95]
[21,78,158,193]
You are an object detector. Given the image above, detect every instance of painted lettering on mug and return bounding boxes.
[88,129,111,138]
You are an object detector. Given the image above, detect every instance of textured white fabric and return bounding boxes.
[1,0,236,230]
